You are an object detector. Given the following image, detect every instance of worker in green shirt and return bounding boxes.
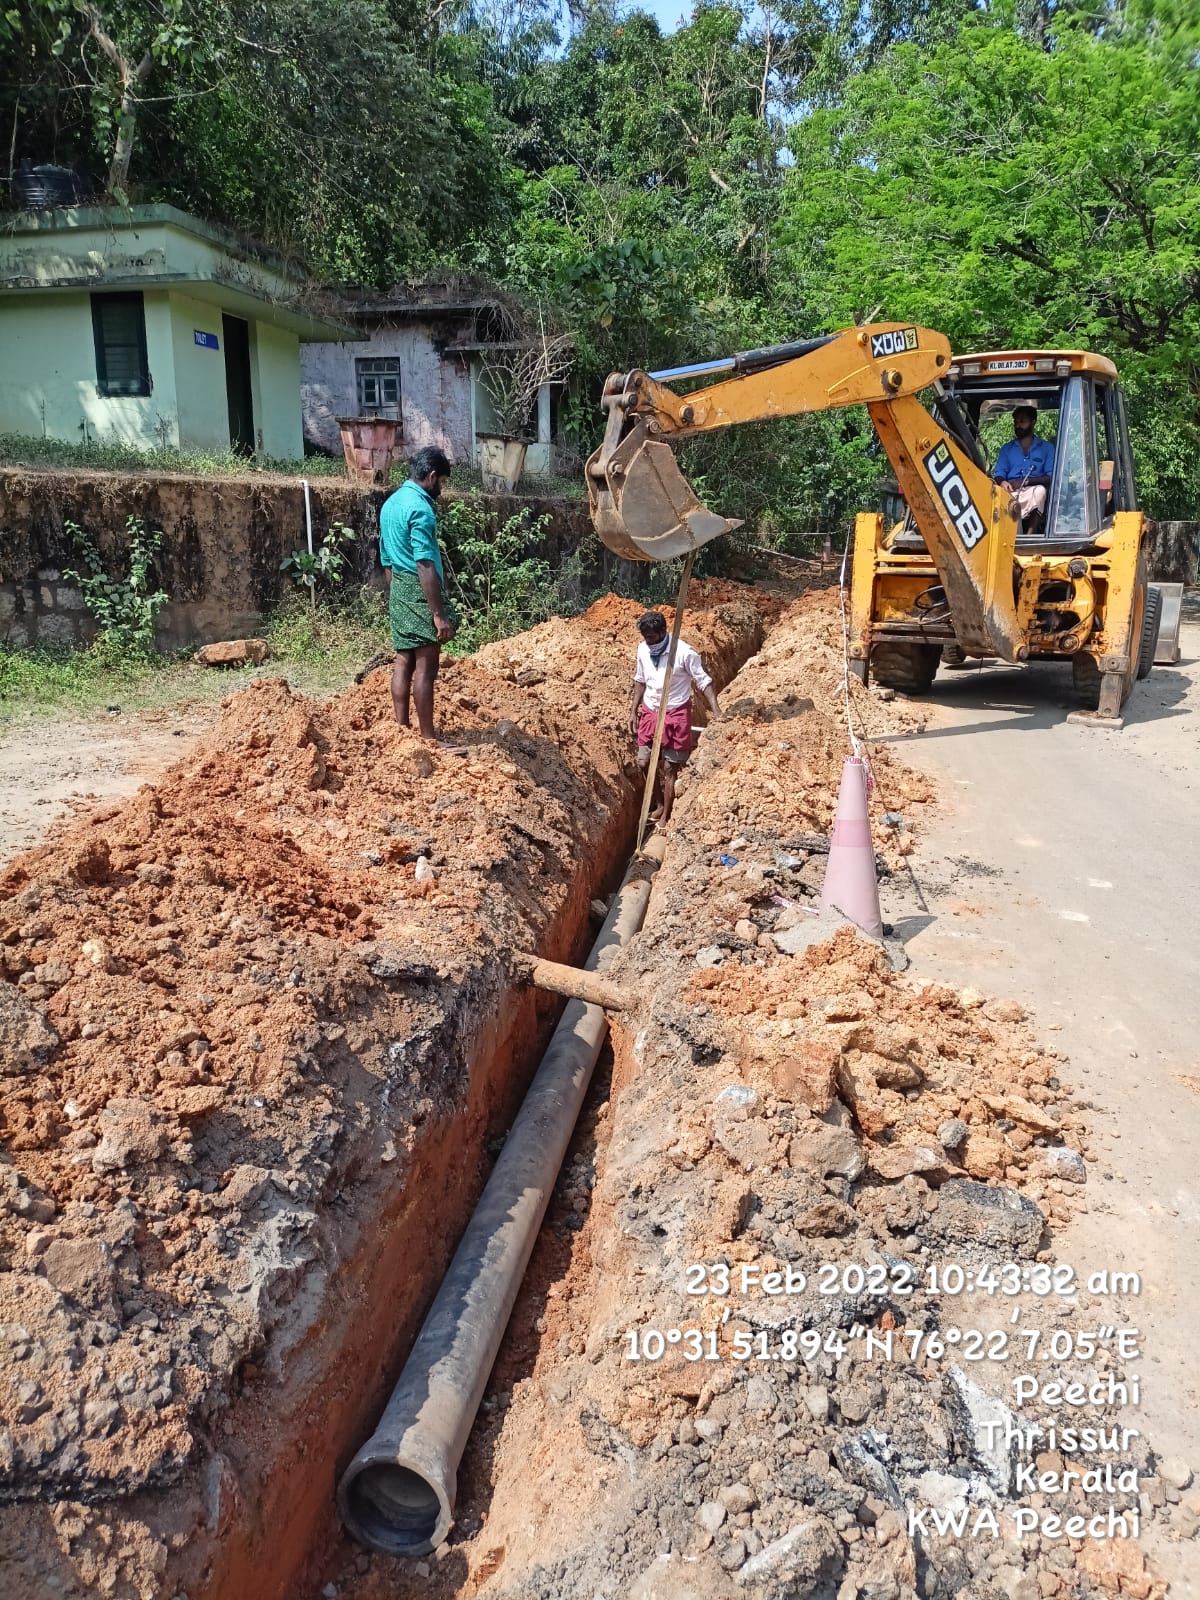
[379,446,458,740]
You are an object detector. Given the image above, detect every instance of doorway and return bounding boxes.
[222,314,254,454]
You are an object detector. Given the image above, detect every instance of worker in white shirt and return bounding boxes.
[628,610,721,826]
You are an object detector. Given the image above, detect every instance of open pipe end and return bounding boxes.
[338,1457,453,1558]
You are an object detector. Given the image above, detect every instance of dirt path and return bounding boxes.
[0,705,218,866]
[880,623,1200,1596]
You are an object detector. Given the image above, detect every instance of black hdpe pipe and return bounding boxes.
[337,836,666,1556]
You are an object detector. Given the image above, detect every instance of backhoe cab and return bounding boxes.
[586,326,1158,723]
[853,349,1157,718]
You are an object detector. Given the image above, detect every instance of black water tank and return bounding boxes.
[12,162,92,210]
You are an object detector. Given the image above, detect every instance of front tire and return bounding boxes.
[1137,586,1161,680]
[1071,651,1103,704]
[870,642,941,695]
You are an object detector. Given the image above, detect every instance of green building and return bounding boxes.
[0,205,356,460]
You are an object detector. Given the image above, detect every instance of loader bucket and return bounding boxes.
[587,427,742,563]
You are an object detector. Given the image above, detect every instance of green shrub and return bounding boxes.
[265,586,383,665]
[63,515,169,661]
[280,522,358,602]
[440,500,584,651]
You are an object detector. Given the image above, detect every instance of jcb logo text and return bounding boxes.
[924,442,986,551]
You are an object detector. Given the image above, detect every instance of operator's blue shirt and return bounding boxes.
[379,480,444,580]
[994,436,1055,484]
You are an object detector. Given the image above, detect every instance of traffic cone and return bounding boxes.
[820,756,883,939]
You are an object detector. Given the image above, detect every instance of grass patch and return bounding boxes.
[0,642,193,723]
[447,465,586,502]
[0,434,587,500]
[0,590,391,726]
[0,433,348,480]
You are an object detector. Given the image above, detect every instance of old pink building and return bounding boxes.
[300,279,557,474]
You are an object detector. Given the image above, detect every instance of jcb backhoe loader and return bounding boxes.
[586,323,1160,721]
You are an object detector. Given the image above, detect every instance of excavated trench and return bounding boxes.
[0,589,766,1600]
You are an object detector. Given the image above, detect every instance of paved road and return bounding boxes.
[879,618,1200,1593]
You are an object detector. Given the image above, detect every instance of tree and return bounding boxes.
[2,0,506,282]
[1,0,222,197]
[3,0,1195,524]
[780,6,1200,514]
[138,0,506,281]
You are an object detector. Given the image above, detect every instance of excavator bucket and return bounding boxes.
[587,422,742,563]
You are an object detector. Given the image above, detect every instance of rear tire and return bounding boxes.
[941,641,969,669]
[870,642,941,695]
[1071,651,1102,704]
[1137,586,1162,679]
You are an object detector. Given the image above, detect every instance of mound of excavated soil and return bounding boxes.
[0,591,766,1597]
[474,586,767,730]
[683,935,1085,1214]
[671,594,935,878]
[0,661,628,1504]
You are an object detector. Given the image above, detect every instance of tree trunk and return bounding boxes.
[102,50,154,198]
[108,97,137,195]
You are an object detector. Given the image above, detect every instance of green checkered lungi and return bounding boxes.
[388,571,458,652]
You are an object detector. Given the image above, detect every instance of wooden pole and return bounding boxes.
[635,551,695,855]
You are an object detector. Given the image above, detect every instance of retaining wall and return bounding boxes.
[0,469,605,651]
[1147,520,1200,586]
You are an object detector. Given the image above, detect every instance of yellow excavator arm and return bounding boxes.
[586,323,1027,660]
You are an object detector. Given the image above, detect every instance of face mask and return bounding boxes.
[427,478,442,500]
[646,635,670,664]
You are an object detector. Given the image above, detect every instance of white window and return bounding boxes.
[356,357,400,416]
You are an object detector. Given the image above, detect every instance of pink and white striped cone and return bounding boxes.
[819,755,883,939]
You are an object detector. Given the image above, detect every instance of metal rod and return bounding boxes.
[648,334,835,385]
[731,333,835,374]
[337,837,667,1557]
[648,356,737,382]
[635,552,695,855]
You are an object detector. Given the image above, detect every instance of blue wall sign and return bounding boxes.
[194,330,220,350]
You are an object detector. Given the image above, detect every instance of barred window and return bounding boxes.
[91,292,150,398]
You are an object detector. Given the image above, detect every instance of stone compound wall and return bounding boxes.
[0,468,600,652]
[0,470,374,650]
[0,562,95,650]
